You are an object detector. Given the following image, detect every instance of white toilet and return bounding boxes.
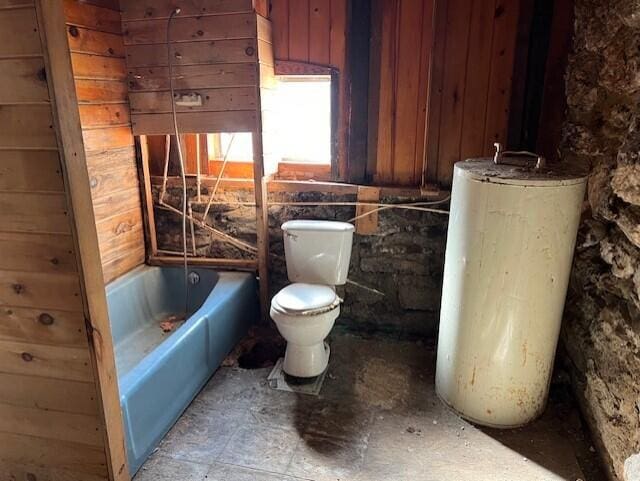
[271,220,354,378]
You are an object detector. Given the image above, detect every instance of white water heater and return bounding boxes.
[436,152,587,428]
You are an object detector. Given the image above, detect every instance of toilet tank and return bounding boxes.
[282,220,354,285]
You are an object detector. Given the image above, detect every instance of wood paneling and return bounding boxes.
[270,0,349,179]
[371,0,522,187]
[371,0,434,185]
[65,0,144,285]
[0,3,111,459]
[120,0,254,20]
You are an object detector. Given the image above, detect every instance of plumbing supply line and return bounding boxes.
[167,7,189,315]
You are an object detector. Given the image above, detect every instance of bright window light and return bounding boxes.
[272,76,331,164]
[206,76,331,167]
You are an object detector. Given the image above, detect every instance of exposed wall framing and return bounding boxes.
[120,0,275,318]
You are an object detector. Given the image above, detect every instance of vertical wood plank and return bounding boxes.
[392,0,426,185]
[270,0,289,59]
[483,0,520,155]
[309,0,330,65]
[424,0,448,183]
[459,0,496,161]
[436,0,473,185]
[288,0,309,62]
[414,0,435,185]
[330,0,348,180]
[373,0,398,184]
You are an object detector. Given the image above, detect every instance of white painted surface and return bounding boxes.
[436,160,587,427]
[282,220,354,285]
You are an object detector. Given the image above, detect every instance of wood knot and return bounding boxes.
[196,30,204,36]
[38,313,54,326]
[37,67,47,82]
[245,46,255,56]
[21,352,34,362]
[115,222,133,234]
[12,284,25,295]
[68,25,79,37]
[50,257,59,265]
[26,473,37,481]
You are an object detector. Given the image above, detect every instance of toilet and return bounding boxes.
[271,220,354,378]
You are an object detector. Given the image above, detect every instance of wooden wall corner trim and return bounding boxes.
[34,2,129,480]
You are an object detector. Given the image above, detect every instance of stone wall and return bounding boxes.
[561,1,640,479]
[154,185,448,339]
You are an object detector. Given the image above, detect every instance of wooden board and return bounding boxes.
[123,13,257,44]
[0,58,48,103]
[0,232,77,274]
[127,63,258,91]
[75,80,124,106]
[0,431,107,477]
[132,110,257,135]
[0,7,42,57]
[63,0,122,34]
[0,150,64,192]
[120,0,254,20]
[125,38,258,67]
[67,26,126,57]
[0,105,57,149]
[79,103,131,127]
[0,304,87,347]
[82,126,135,151]
[129,87,257,113]
[0,402,104,446]
[0,372,98,415]
[71,53,127,80]
[0,192,71,234]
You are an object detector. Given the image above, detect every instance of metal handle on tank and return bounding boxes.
[493,142,546,169]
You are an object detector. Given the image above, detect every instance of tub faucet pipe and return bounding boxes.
[167,6,189,315]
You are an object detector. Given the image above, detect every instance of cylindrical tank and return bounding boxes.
[436,157,587,428]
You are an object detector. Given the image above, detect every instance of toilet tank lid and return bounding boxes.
[282,220,355,232]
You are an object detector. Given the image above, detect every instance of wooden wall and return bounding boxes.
[64,0,145,283]
[120,0,270,136]
[369,0,522,187]
[269,0,349,179]
[0,2,122,479]
[370,0,434,186]
[425,0,521,186]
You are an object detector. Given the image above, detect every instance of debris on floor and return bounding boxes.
[159,313,186,333]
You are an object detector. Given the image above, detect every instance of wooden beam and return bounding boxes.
[345,0,371,184]
[149,255,257,270]
[355,186,381,234]
[137,135,158,258]
[34,2,129,480]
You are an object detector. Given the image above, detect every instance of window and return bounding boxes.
[205,75,333,180]
[272,76,331,165]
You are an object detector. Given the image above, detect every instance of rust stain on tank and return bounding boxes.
[522,341,528,367]
[470,366,476,386]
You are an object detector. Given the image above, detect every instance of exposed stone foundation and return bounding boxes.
[562,0,640,478]
[154,186,448,338]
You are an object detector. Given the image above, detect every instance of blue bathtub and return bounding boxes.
[106,265,257,475]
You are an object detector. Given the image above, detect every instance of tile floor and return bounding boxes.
[134,332,602,481]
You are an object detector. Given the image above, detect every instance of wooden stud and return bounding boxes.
[355,186,381,235]
[35,2,129,479]
[138,135,158,258]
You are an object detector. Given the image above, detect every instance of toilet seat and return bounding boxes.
[271,283,341,316]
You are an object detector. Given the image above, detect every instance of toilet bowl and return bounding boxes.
[271,220,354,378]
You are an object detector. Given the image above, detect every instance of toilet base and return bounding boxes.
[283,341,330,378]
